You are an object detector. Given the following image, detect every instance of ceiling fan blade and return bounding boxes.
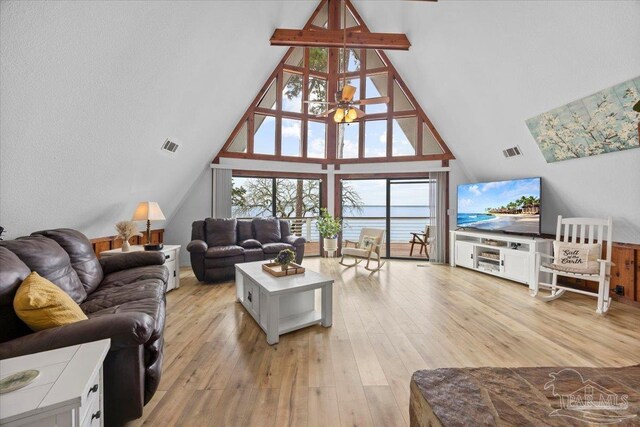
[316,108,337,118]
[355,96,390,106]
[341,84,357,101]
[303,100,337,105]
[353,107,366,118]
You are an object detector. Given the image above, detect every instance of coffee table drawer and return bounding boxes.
[244,279,260,317]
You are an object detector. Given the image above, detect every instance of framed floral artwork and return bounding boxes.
[526,76,640,163]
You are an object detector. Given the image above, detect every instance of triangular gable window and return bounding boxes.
[217,0,452,164]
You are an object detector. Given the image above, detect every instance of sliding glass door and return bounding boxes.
[231,176,322,256]
[389,179,431,259]
[341,177,434,260]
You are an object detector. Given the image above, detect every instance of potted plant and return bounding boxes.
[316,208,341,255]
[274,248,296,271]
[114,220,142,252]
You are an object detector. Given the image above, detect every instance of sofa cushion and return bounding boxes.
[14,272,88,331]
[204,255,246,268]
[205,218,237,247]
[240,239,262,249]
[205,245,244,259]
[243,248,265,263]
[253,217,281,244]
[262,242,294,254]
[99,265,169,291]
[0,236,87,303]
[237,220,254,242]
[81,267,167,344]
[32,229,103,294]
[0,247,31,343]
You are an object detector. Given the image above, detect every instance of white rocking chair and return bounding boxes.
[532,216,613,314]
[339,228,386,272]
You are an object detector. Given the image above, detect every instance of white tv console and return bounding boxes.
[450,230,552,289]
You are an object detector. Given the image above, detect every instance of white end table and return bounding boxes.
[235,261,333,345]
[100,244,181,291]
[0,339,110,427]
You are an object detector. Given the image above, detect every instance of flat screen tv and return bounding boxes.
[457,177,541,235]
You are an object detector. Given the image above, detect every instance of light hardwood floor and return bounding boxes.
[127,258,640,427]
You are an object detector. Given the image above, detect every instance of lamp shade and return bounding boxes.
[132,202,165,221]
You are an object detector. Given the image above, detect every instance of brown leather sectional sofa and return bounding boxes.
[0,229,167,426]
[187,217,306,282]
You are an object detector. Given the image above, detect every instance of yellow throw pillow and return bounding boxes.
[14,272,88,331]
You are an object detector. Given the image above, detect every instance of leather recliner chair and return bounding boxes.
[188,217,306,282]
[0,229,167,426]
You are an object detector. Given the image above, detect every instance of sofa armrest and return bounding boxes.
[187,239,208,253]
[283,235,306,246]
[0,312,154,360]
[100,252,165,275]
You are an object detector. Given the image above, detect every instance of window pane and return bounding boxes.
[281,118,302,157]
[337,123,359,158]
[366,50,385,69]
[364,120,387,158]
[393,117,417,156]
[309,48,328,73]
[307,77,327,115]
[232,177,273,218]
[312,2,328,28]
[308,121,326,158]
[282,72,303,113]
[423,123,444,155]
[393,80,414,111]
[365,73,388,114]
[258,79,276,110]
[228,120,248,153]
[340,7,359,28]
[285,48,304,68]
[254,114,276,155]
[339,49,361,73]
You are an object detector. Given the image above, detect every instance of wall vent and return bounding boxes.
[502,145,522,158]
[161,139,179,153]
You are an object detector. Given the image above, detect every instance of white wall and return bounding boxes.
[163,166,211,266]
[355,0,640,242]
[0,0,316,239]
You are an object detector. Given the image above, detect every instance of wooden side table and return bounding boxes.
[0,339,110,427]
[100,244,181,291]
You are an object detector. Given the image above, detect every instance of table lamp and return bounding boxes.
[132,201,166,251]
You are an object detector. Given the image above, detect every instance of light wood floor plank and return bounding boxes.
[125,259,640,426]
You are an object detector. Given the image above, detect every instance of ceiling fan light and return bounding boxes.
[347,108,358,120]
[334,108,345,123]
[344,114,354,123]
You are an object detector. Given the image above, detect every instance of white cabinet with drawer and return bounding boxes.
[0,340,110,427]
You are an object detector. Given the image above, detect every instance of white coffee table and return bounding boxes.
[235,261,333,345]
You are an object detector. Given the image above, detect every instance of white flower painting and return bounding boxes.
[526,77,640,163]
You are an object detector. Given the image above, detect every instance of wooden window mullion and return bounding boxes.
[276,69,283,157]
[386,67,394,158]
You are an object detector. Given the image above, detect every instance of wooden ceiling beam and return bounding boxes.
[270,29,411,50]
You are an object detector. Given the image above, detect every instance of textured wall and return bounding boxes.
[0,0,315,239]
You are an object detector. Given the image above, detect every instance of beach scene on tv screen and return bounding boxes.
[457,178,540,234]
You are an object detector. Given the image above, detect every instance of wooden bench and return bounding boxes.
[410,366,640,426]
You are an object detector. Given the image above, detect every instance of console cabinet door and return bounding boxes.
[502,250,529,283]
[455,242,475,269]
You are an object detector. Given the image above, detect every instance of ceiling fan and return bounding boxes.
[303,0,390,123]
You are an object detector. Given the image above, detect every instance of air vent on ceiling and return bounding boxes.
[502,145,522,158]
[161,139,179,153]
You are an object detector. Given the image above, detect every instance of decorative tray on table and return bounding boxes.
[262,262,305,277]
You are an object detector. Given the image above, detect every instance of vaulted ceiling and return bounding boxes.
[1,1,639,241]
